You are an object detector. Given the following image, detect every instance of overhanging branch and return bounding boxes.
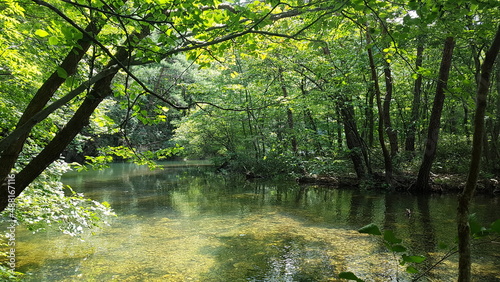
[0,66,120,155]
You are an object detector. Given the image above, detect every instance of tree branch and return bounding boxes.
[60,0,174,24]
[32,0,188,110]
[0,66,120,155]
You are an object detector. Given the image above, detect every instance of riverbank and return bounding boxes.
[296,173,500,195]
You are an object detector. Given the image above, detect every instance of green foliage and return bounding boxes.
[434,134,472,174]
[345,223,427,281]
[468,214,500,239]
[0,0,499,279]
[0,234,23,281]
[346,219,500,281]
[2,160,115,236]
[0,160,115,278]
[74,144,184,171]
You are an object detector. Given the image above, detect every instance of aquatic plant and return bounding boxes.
[340,219,500,281]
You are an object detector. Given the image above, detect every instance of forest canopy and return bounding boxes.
[0,0,499,206]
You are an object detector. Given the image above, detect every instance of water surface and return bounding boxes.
[10,163,500,281]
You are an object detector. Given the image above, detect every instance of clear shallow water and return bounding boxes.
[8,163,500,281]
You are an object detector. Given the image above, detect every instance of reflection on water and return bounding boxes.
[6,163,500,281]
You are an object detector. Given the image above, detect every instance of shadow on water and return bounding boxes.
[4,163,500,281]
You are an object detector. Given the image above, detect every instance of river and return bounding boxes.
[9,162,500,281]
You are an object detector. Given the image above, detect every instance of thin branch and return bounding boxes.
[363,0,416,73]
[60,0,174,24]
[192,101,279,112]
[248,30,322,42]
[32,0,188,110]
[33,0,350,112]
[411,246,458,281]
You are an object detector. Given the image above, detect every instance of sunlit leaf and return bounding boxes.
[48,36,59,45]
[35,29,49,37]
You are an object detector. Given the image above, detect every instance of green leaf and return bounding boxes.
[383,230,402,244]
[406,266,419,274]
[61,26,74,41]
[402,254,426,263]
[56,67,68,79]
[73,31,83,40]
[339,271,364,281]
[358,223,381,235]
[490,219,500,233]
[469,213,488,237]
[35,29,49,37]
[48,36,59,45]
[390,244,407,253]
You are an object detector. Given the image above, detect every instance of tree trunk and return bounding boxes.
[335,109,343,148]
[383,61,399,157]
[405,44,424,152]
[0,70,116,211]
[367,32,392,183]
[492,63,500,174]
[278,67,298,154]
[340,104,367,179]
[362,74,374,148]
[411,37,455,192]
[0,25,150,212]
[457,24,500,282]
[0,20,103,184]
[300,79,323,154]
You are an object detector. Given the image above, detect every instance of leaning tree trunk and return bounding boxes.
[493,64,500,174]
[0,25,150,212]
[457,24,500,282]
[0,70,116,212]
[411,37,455,192]
[0,20,104,185]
